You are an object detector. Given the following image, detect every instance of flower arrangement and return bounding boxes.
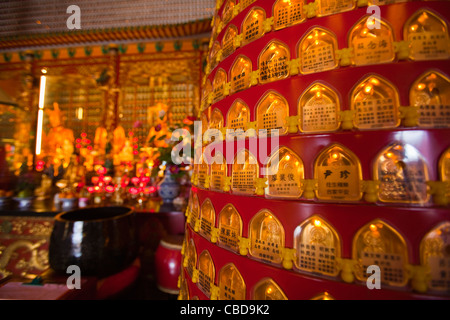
[146,114,196,181]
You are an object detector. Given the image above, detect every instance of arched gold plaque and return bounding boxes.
[230,55,252,94]
[218,203,243,252]
[266,147,304,199]
[258,40,290,84]
[198,250,215,297]
[256,90,289,135]
[272,0,306,31]
[293,216,341,277]
[222,0,236,25]
[219,263,246,300]
[353,219,409,287]
[314,144,363,201]
[409,70,450,128]
[186,239,198,280]
[350,75,400,129]
[298,82,340,132]
[253,278,288,300]
[241,7,266,46]
[197,149,209,189]
[222,25,239,59]
[316,0,355,17]
[200,198,216,240]
[374,143,429,204]
[404,9,450,61]
[202,79,212,103]
[190,192,200,230]
[227,99,250,138]
[298,27,339,75]
[249,210,284,264]
[439,147,450,199]
[212,68,228,103]
[348,16,395,66]
[420,221,450,292]
[231,149,259,195]
[210,108,224,131]
[210,151,228,192]
[209,41,221,71]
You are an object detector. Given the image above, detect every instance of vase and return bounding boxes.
[157,169,180,204]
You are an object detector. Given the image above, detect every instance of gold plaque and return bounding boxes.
[202,79,212,103]
[374,143,429,204]
[197,150,209,189]
[227,99,250,139]
[293,216,341,277]
[213,68,228,103]
[420,221,450,292]
[209,41,221,71]
[348,16,395,66]
[351,75,400,129]
[258,40,290,84]
[218,203,243,252]
[409,70,450,128]
[439,147,450,198]
[256,90,289,135]
[198,250,215,297]
[298,82,340,132]
[210,108,224,131]
[230,55,252,94]
[353,219,409,287]
[272,0,306,31]
[186,239,198,280]
[266,147,304,199]
[314,144,362,201]
[219,263,246,300]
[253,278,288,300]
[222,0,236,25]
[190,192,200,230]
[210,152,227,192]
[249,210,285,264]
[231,149,259,195]
[222,25,239,59]
[299,27,339,75]
[200,198,215,240]
[241,7,266,46]
[404,9,450,61]
[316,0,355,17]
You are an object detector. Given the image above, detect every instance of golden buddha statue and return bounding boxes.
[44,102,74,170]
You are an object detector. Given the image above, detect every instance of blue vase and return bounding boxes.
[157,169,180,204]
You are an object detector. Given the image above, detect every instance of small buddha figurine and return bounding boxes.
[44,102,75,171]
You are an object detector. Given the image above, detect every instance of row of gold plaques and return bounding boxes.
[185,200,450,294]
[203,70,450,131]
[209,8,450,73]
[193,143,450,205]
[213,0,422,42]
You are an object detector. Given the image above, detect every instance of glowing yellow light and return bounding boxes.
[315,40,319,45]
[35,75,47,156]
[35,109,44,155]
[314,219,322,228]
[332,153,339,160]
[266,287,273,294]
[364,85,373,94]
[38,75,46,109]
[41,68,47,74]
[369,224,377,232]
[386,152,394,158]
[295,161,299,166]
[316,91,322,98]
[417,83,426,90]
[285,155,290,161]
[369,78,380,85]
